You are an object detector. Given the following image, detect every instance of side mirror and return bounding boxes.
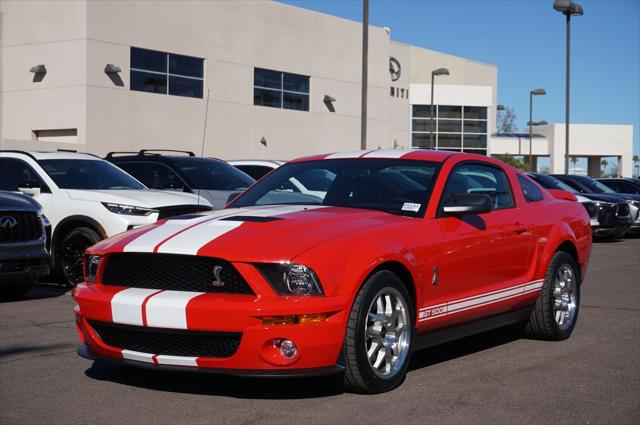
[443,193,492,215]
[18,181,41,197]
[226,191,241,204]
[547,189,577,202]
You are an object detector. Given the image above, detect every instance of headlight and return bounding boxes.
[102,203,158,216]
[84,255,101,283]
[593,201,615,209]
[256,263,324,296]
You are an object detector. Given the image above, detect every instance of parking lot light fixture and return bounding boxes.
[554,0,584,174]
[430,68,450,150]
[529,89,546,172]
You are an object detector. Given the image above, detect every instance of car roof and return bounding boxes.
[291,149,484,164]
[227,160,286,166]
[0,150,100,161]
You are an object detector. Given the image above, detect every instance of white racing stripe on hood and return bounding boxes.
[153,205,326,255]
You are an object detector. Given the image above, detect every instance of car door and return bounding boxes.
[428,162,534,328]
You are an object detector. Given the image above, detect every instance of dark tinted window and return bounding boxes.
[529,174,578,193]
[230,159,440,217]
[130,47,203,99]
[443,163,515,210]
[234,165,274,181]
[518,174,544,202]
[116,162,186,191]
[295,169,336,192]
[39,160,145,190]
[601,180,640,194]
[171,158,254,191]
[0,158,48,192]
[254,68,309,111]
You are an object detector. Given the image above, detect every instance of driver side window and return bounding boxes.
[0,158,49,192]
[442,163,515,210]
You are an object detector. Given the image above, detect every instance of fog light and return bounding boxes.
[277,339,297,359]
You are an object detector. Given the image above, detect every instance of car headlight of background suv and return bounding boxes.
[593,201,615,209]
[256,263,324,296]
[102,202,158,216]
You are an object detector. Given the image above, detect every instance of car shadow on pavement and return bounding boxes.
[85,361,345,399]
[0,283,69,303]
[84,325,524,399]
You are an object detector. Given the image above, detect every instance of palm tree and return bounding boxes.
[633,155,639,178]
[569,157,578,174]
[601,159,609,177]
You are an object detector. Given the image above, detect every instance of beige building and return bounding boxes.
[0,0,498,160]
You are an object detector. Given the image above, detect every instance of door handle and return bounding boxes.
[514,224,529,234]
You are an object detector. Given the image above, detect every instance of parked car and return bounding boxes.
[74,150,591,394]
[596,178,640,195]
[0,150,213,285]
[528,173,632,238]
[552,174,640,234]
[228,159,332,198]
[107,150,255,209]
[0,191,51,297]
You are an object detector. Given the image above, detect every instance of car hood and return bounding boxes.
[65,189,212,208]
[577,193,629,203]
[92,204,402,262]
[612,193,640,202]
[0,190,42,211]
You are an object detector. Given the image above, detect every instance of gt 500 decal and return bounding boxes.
[419,279,544,322]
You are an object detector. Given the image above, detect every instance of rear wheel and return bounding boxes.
[525,251,580,340]
[57,227,101,287]
[343,270,414,393]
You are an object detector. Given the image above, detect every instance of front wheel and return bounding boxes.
[343,270,414,393]
[57,227,102,287]
[525,251,580,340]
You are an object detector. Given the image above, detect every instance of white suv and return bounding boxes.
[0,150,212,285]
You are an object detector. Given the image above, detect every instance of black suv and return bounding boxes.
[1,191,51,297]
[106,150,254,209]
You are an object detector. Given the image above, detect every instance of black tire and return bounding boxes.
[343,270,414,394]
[56,227,102,287]
[525,251,580,340]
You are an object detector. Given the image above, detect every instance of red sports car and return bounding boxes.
[73,150,591,393]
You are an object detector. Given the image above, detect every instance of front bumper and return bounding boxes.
[73,283,350,374]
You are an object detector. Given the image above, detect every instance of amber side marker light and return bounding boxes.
[261,313,330,326]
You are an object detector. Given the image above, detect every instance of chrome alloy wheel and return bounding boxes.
[553,264,577,330]
[365,287,410,378]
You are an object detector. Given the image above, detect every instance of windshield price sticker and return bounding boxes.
[401,202,421,212]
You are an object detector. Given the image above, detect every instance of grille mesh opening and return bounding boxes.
[102,253,254,294]
[0,211,43,243]
[89,321,241,358]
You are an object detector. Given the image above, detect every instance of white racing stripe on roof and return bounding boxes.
[362,149,413,159]
[111,288,159,326]
[144,290,203,330]
[155,355,198,367]
[325,150,372,159]
[122,350,155,364]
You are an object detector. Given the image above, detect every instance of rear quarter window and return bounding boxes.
[517,174,544,202]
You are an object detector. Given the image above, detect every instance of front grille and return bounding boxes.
[0,258,45,273]
[617,203,630,217]
[157,205,213,220]
[0,211,43,243]
[89,321,241,358]
[597,203,619,223]
[102,253,254,294]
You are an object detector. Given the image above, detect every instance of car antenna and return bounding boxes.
[198,88,211,211]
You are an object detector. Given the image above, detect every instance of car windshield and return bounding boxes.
[531,174,578,193]
[578,177,617,194]
[229,158,441,217]
[39,159,146,190]
[172,157,255,191]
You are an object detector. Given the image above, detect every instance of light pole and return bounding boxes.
[430,68,449,150]
[553,0,584,174]
[529,88,546,171]
[360,0,369,150]
[527,120,548,171]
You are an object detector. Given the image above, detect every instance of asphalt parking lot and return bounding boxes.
[1,238,638,424]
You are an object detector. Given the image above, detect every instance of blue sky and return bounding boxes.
[279,0,640,158]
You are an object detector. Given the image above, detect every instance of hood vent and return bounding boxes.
[221,215,283,223]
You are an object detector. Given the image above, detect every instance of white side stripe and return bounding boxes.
[122,350,154,363]
[111,288,159,326]
[156,355,198,367]
[144,290,203,329]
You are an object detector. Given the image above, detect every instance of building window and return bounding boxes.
[254,68,309,111]
[130,47,203,99]
[411,105,488,155]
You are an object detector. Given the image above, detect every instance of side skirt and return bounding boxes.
[412,307,531,352]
